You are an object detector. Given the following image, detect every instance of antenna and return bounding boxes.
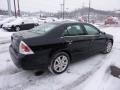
[7,0,12,16]
[13,0,17,17]
[88,0,91,23]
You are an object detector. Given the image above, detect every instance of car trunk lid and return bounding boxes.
[11,31,43,53]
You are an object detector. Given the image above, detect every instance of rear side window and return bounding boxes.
[30,23,57,34]
[84,24,99,35]
[64,25,84,36]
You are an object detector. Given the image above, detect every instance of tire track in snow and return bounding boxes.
[0,54,105,90]
[59,48,118,90]
[0,72,51,90]
[59,60,103,90]
[0,50,117,90]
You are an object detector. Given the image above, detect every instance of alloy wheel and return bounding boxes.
[106,41,112,53]
[16,27,20,31]
[53,55,68,73]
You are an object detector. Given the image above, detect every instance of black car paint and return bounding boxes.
[0,24,3,28]
[18,23,38,30]
[9,22,113,70]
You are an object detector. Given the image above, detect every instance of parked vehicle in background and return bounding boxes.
[38,17,58,25]
[0,17,16,28]
[63,19,78,22]
[77,16,85,23]
[3,17,39,31]
[105,16,119,25]
[9,21,113,74]
[38,18,47,25]
[46,17,58,22]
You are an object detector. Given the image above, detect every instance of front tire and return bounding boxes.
[49,52,70,74]
[0,24,3,28]
[15,26,20,32]
[102,40,113,54]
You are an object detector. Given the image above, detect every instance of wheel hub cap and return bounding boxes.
[54,55,68,72]
[107,42,112,52]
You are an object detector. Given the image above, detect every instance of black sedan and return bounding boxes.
[3,18,39,31]
[9,21,113,74]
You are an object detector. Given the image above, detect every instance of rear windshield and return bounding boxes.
[30,23,57,34]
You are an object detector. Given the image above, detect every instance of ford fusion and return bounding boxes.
[9,21,113,74]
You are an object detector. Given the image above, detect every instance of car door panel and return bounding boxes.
[19,24,27,30]
[26,23,35,30]
[62,24,92,59]
[90,34,106,51]
[64,35,91,56]
[83,24,106,52]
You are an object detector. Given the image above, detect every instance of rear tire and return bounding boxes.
[102,40,113,54]
[48,52,70,74]
[16,26,20,32]
[0,24,3,28]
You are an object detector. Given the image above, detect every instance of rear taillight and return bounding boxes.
[19,41,34,55]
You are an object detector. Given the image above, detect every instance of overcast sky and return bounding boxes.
[0,0,120,12]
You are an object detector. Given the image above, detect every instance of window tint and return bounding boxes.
[64,25,84,36]
[84,24,99,35]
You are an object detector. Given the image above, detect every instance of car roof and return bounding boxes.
[51,21,79,25]
[50,21,89,26]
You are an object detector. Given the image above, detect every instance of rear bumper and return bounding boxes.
[9,45,49,70]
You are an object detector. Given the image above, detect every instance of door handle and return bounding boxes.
[67,40,73,44]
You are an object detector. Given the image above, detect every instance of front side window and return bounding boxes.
[64,25,84,36]
[84,24,99,35]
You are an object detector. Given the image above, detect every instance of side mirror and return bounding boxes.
[22,22,24,25]
[102,32,106,35]
[99,32,105,35]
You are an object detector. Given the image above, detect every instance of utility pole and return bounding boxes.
[88,0,91,23]
[63,0,65,19]
[14,0,17,17]
[17,0,20,16]
[60,4,63,19]
[81,1,85,16]
[7,0,12,16]
[82,1,85,8]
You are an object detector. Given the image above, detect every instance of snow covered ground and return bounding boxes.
[0,26,120,90]
[0,29,14,44]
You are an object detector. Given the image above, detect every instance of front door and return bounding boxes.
[83,24,106,52]
[63,24,91,56]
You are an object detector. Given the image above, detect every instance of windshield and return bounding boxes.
[30,23,58,34]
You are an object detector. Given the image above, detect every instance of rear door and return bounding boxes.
[25,23,35,30]
[83,23,106,52]
[20,20,35,30]
[63,23,91,56]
